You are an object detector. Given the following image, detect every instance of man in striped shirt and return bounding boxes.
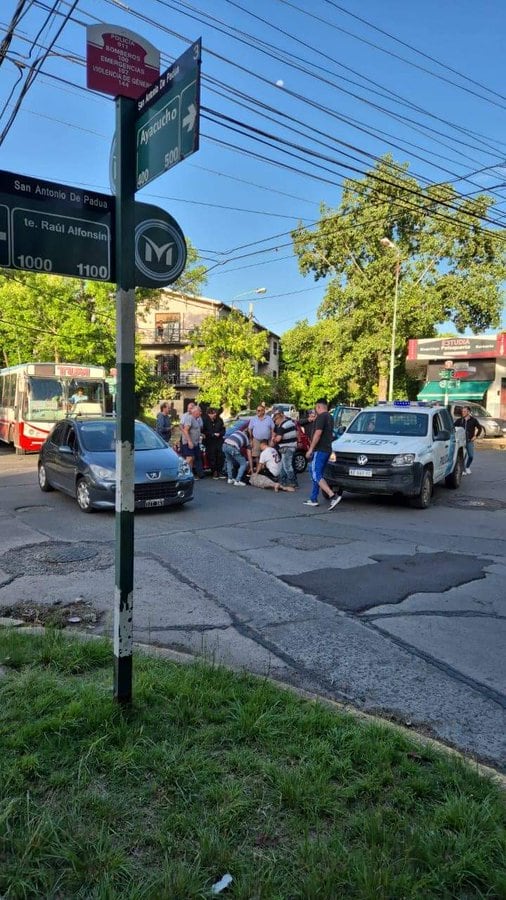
[272,408,298,490]
[223,428,253,486]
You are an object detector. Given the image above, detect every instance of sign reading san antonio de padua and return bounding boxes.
[0,169,113,281]
[86,24,160,99]
[0,170,187,288]
[135,40,201,190]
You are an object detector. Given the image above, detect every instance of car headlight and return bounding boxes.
[89,464,115,481]
[178,460,191,478]
[329,451,337,462]
[392,453,415,467]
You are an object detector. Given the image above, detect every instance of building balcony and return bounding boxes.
[137,326,198,346]
[159,370,200,387]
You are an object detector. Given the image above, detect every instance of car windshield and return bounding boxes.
[79,421,165,452]
[347,411,428,437]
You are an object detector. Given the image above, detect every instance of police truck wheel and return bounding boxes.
[411,468,433,509]
[445,455,463,489]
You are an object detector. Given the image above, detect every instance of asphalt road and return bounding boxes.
[1,442,505,769]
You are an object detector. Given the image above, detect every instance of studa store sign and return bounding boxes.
[408,334,505,360]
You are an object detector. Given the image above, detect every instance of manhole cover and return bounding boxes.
[34,545,98,563]
[1,541,114,576]
[444,496,506,511]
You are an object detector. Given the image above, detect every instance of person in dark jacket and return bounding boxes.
[454,405,483,474]
[202,407,226,479]
[155,401,172,443]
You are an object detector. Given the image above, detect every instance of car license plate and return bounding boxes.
[349,468,373,477]
[145,498,165,508]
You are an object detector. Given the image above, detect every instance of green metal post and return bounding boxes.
[114,96,137,703]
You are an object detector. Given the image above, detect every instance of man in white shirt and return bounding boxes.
[250,439,295,492]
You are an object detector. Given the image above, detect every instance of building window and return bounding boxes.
[155,354,181,384]
[155,313,181,342]
[273,341,278,355]
[273,371,277,379]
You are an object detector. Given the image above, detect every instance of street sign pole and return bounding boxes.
[114,96,137,704]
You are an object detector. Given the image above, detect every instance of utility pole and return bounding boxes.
[113,95,137,704]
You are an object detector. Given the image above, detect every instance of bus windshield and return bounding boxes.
[24,377,107,421]
[25,377,65,422]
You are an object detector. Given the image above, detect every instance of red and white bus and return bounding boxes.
[0,362,111,453]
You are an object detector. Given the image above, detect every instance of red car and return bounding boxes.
[293,421,310,473]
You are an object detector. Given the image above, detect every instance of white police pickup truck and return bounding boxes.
[324,401,466,508]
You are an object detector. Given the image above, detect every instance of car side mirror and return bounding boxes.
[336,425,346,436]
[58,444,73,454]
[434,429,450,442]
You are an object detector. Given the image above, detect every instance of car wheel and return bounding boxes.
[38,462,54,492]
[293,451,307,473]
[76,477,94,513]
[445,454,463,489]
[411,468,433,509]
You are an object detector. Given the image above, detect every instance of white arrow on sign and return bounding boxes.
[183,103,197,132]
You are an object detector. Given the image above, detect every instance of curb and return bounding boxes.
[2,622,505,788]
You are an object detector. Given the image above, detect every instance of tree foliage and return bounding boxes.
[290,155,506,403]
[188,310,269,412]
[0,239,207,406]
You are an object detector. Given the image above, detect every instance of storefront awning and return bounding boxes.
[417,380,492,401]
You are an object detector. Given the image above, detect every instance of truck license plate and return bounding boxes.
[145,498,165,507]
[349,468,372,477]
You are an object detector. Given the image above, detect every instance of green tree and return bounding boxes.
[0,239,207,405]
[291,155,506,402]
[188,310,269,412]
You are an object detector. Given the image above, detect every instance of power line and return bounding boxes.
[323,0,506,105]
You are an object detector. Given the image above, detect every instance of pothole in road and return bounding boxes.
[15,505,55,513]
[1,541,114,576]
[272,534,351,551]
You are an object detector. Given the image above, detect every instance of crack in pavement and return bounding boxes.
[361,610,506,620]
[361,616,506,710]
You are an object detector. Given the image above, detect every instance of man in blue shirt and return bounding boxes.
[247,405,274,465]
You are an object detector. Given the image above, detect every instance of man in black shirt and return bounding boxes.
[304,398,343,509]
[454,405,483,474]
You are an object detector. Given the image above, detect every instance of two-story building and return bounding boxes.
[136,289,280,412]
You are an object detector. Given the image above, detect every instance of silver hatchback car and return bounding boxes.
[447,402,502,438]
[38,417,194,512]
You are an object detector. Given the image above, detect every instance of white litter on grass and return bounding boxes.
[211,873,233,894]
[67,616,82,624]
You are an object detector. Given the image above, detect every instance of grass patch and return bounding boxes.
[0,630,505,899]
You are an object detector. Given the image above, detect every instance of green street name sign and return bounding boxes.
[438,368,455,379]
[135,39,201,190]
[0,169,113,281]
[0,169,187,287]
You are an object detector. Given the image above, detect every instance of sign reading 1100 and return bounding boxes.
[0,170,113,281]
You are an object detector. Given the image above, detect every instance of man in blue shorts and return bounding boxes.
[304,398,343,510]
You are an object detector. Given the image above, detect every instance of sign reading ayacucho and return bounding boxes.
[86,24,160,99]
[135,40,201,189]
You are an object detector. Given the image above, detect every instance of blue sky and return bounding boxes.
[1,0,505,336]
